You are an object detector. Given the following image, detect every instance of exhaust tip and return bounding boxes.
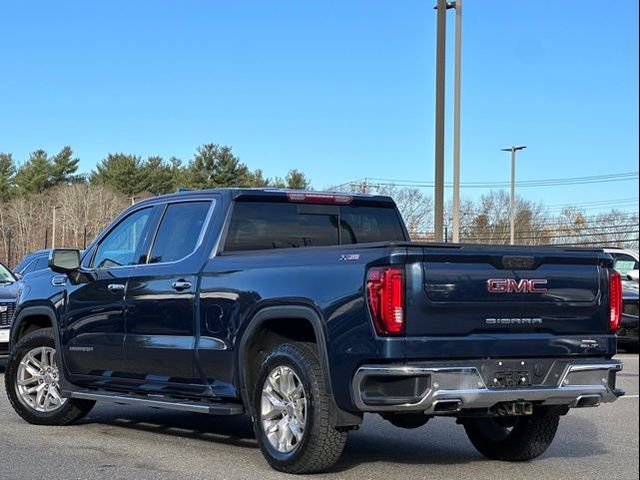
[432,399,463,414]
[574,395,601,408]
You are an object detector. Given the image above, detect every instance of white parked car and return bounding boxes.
[604,248,639,281]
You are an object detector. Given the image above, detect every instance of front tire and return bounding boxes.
[463,413,560,461]
[5,328,95,425]
[252,343,347,474]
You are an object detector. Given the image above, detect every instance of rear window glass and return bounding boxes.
[224,202,405,252]
[340,206,407,244]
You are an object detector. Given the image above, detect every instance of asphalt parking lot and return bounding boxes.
[1,354,638,480]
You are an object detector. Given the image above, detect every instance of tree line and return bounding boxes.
[1,143,310,201]
[1,145,637,268]
[1,143,310,266]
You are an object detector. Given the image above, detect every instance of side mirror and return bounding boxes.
[627,269,639,281]
[13,272,23,281]
[49,249,81,274]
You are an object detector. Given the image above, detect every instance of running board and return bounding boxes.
[68,390,244,415]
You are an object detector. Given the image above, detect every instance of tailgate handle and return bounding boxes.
[502,256,536,270]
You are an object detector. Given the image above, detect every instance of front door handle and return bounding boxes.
[171,280,192,291]
[107,283,126,294]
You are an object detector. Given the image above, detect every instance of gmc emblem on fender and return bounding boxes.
[487,278,548,294]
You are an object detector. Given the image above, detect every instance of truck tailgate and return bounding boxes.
[405,245,611,337]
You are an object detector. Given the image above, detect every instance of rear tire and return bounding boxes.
[463,413,560,461]
[252,343,347,474]
[5,328,95,426]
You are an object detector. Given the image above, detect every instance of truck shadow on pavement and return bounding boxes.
[335,417,608,472]
[80,404,609,472]
[82,405,258,450]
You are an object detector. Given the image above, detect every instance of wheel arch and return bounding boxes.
[11,306,59,349]
[237,305,361,428]
[10,305,75,392]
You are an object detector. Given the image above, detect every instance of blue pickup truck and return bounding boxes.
[4,189,624,473]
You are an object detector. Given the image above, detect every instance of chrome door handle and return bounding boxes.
[171,280,192,291]
[107,283,126,294]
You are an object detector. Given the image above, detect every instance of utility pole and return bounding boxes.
[451,0,463,242]
[433,0,452,243]
[501,146,527,245]
[52,206,57,249]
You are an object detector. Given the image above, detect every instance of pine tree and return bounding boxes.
[91,153,148,198]
[186,144,251,188]
[0,153,17,201]
[50,146,80,185]
[285,169,311,190]
[144,156,176,195]
[14,150,53,194]
[247,169,271,188]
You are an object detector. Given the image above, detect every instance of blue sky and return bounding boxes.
[1,1,638,212]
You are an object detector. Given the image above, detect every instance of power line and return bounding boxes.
[456,223,639,237]
[545,196,639,208]
[553,238,640,246]
[449,213,640,230]
[334,171,639,190]
[460,229,639,243]
[409,234,639,247]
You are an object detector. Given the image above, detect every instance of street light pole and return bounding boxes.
[501,146,526,245]
[452,0,463,243]
[433,0,450,243]
[52,205,58,249]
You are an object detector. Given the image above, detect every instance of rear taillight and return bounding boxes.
[609,271,622,332]
[366,266,405,336]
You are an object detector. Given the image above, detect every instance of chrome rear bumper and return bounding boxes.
[352,359,623,414]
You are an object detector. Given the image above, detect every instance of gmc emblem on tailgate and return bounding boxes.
[487,278,548,294]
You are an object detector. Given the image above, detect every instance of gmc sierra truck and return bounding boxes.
[5,189,624,474]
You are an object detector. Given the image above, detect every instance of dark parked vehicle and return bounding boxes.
[0,261,19,360]
[618,280,639,352]
[13,249,51,278]
[4,189,625,473]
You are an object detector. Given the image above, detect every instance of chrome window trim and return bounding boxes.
[134,198,217,269]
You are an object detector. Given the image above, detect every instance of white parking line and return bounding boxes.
[621,394,639,399]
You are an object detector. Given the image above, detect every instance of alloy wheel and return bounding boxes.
[15,346,67,413]
[261,365,307,453]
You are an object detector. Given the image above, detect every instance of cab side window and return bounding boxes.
[92,207,153,269]
[148,202,211,264]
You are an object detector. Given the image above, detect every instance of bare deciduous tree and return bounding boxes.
[1,185,130,267]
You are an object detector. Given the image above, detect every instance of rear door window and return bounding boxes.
[148,201,212,263]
